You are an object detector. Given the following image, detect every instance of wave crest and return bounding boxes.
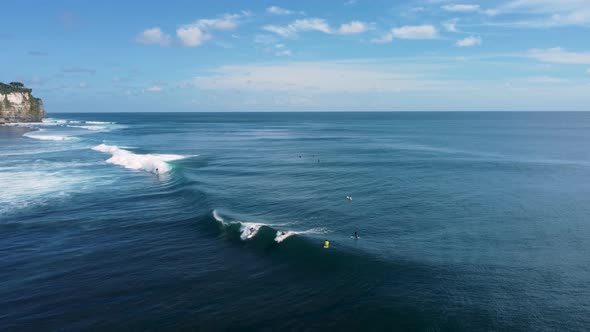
[68,125,106,131]
[23,130,75,141]
[212,209,325,243]
[274,228,326,243]
[92,144,186,174]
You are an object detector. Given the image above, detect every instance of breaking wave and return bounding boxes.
[68,125,106,131]
[274,228,326,243]
[92,144,187,174]
[23,129,75,141]
[212,209,325,244]
[85,121,113,124]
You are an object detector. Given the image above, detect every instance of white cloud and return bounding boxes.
[503,0,588,14]
[137,13,244,48]
[264,18,367,37]
[177,26,211,47]
[443,19,459,32]
[135,27,172,46]
[442,4,481,12]
[263,25,294,37]
[337,21,368,34]
[291,18,332,34]
[371,33,394,44]
[258,40,293,57]
[196,16,239,30]
[496,0,590,27]
[144,85,163,92]
[392,25,438,39]
[271,44,293,56]
[456,36,482,47]
[189,61,454,93]
[528,47,590,64]
[266,6,302,15]
[371,25,438,43]
[264,19,334,38]
[180,59,590,111]
[176,14,241,47]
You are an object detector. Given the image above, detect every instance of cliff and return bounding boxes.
[0,82,45,123]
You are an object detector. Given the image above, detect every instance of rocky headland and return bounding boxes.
[0,82,45,123]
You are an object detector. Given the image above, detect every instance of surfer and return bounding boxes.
[249,227,255,236]
[281,231,286,235]
[354,231,359,240]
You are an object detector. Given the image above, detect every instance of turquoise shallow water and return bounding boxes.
[1,112,590,331]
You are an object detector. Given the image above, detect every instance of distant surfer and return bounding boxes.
[354,232,359,240]
[281,231,286,236]
[155,168,159,174]
[249,227,255,236]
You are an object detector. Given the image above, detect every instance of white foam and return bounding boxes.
[240,223,264,240]
[69,125,106,131]
[275,228,326,243]
[92,144,186,174]
[213,210,268,240]
[212,209,297,241]
[85,121,113,124]
[0,166,103,217]
[23,130,75,141]
[42,118,68,125]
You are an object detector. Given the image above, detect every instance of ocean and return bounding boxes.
[1,112,590,331]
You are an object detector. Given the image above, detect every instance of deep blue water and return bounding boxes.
[1,112,590,331]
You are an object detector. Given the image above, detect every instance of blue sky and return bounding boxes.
[2,0,590,112]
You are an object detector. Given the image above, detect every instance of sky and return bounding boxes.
[1,0,590,112]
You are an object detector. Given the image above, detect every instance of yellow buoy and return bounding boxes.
[323,240,330,248]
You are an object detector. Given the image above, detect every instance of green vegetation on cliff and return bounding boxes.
[0,82,32,94]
